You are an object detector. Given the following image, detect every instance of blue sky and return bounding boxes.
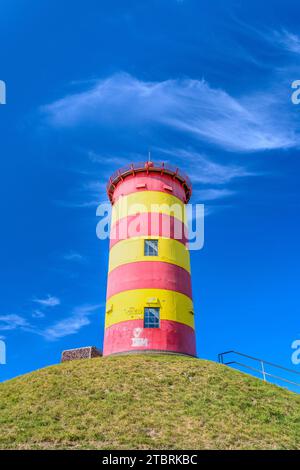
[1,0,300,387]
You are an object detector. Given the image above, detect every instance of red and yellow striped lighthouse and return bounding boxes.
[103,161,196,357]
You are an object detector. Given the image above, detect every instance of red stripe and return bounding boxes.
[111,172,187,204]
[107,261,192,299]
[103,319,196,357]
[110,212,188,249]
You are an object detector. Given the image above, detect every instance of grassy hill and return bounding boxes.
[0,355,299,450]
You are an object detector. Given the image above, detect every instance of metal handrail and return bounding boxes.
[108,161,192,188]
[106,161,192,203]
[218,350,300,389]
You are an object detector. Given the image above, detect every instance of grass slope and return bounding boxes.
[0,355,299,450]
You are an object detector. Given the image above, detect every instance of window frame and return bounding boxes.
[144,239,159,257]
[144,307,160,329]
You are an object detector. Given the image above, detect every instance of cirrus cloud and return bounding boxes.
[42,304,101,341]
[41,72,300,152]
[33,295,61,308]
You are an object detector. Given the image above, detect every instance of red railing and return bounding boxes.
[107,161,192,202]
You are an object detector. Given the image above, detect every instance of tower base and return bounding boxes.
[104,349,196,358]
[103,320,196,357]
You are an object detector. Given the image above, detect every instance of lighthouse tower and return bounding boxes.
[103,161,196,357]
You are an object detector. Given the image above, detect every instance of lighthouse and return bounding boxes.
[103,161,196,357]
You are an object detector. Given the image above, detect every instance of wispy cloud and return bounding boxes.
[63,251,86,263]
[82,180,107,196]
[159,148,253,185]
[229,19,300,59]
[54,175,108,209]
[0,314,30,331]
[42,304,101,340]
[55,198,100,208]
[274,29,300,54]
[41,72,300,152]
[31,310,45,319]
[87,150,129,167]
[33,295,61,308]
[193,188,235,201]
[0,302,101,339]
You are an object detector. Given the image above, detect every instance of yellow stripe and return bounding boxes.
[105,289,195,329]
[109,236,191,273]
[111,191,187,226]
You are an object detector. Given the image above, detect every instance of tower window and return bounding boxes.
[144,307,160,328]
[144,239,158,256]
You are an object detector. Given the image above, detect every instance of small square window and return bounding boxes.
[144,307,160,328]
[144,239,158,256]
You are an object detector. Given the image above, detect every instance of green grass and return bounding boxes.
[0,355,299,449]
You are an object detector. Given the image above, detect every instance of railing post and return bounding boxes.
[261,361,267,382]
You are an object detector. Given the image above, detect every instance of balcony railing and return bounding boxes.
[107,161,192,202]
